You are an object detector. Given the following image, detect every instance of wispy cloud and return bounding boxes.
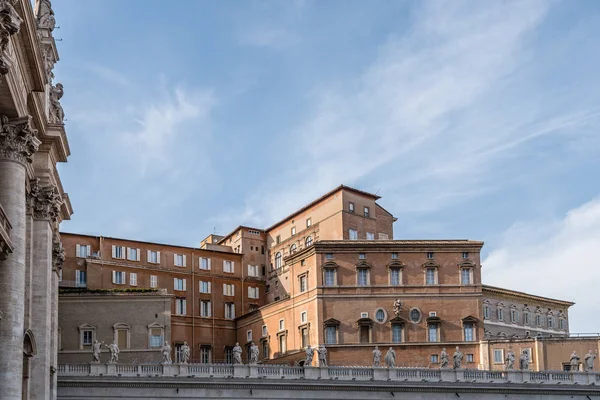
[482,197,600,333]
[85,64,132,87]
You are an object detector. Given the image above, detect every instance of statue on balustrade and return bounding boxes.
[385,347,396,368]
[49,83,65,124]
[373,346,382,367]
[570,351,580,372]
[505,349,515,370]
[249,342,259,365]
[453,346,463,369]
[305,345,314,366]
[105,342,119,363]
[440,348,449,368]
[584,350,597,372]
[162,342,172,364]
[233,342,243,365]
[35,0,56,30]
[92,340,104,363]
[180,342,190,364]
[519,350,530,370]
[318,344,328,367]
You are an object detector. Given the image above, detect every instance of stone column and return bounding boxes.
[28,181,60,400]
[0,116,39,400]
[50,237,64,400]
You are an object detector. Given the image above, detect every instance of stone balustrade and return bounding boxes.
[57,363,600,385]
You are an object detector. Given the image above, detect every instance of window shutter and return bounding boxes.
[173,277,177,289]
[232,285,235,296]
[155,251,160,263]
[223,260,226,271]
[232,304,235,318]
[86,245,91,256]
[223,283,227,294]
[112,271,116,284]
[232,262,235,272]
[147,250,151,261]
[137,248,140,261]
[248,286,251,297]
[183,255,187,267]
[183,279,187,291]
[111,245,116,258]
[126,247,131,260]
[208,282,211,293]
[173,254,177,265]
[76,270,81,282]
[76,244,80,257]
[208,258,211,270]
[183,299,187,315]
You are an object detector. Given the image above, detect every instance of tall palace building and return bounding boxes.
[59,185,583,371]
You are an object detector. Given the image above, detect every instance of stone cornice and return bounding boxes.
[482,285,574,307]
[0,114,39,164]
[314,240,485,252]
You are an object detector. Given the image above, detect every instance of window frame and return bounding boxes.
[113,323,131,349]
[275,252,282,269]
[148,322,164,349]
[200,300,212,317]
[349,229,358,240]
[364,206,370,218]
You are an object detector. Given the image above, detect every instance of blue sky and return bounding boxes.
[54,1,600,332]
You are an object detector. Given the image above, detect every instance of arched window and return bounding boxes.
[305,236,313,246]
[275,252,282,269]
[290,244,297,254]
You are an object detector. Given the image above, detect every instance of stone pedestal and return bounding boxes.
[506,371,521,383]
[440,368,455,382]
[106,363,117,376]
[233,364,247,378]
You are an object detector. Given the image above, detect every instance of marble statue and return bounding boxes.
[105,342,119,363]
[384,347,396,368]
[393,299,402,317]
[505,349,516,370]
[453,346,463,369]
[440,348,449,368]
[519,350,530,370]
[0,0,22,77]
[233,342,243,364]
[570,351,580,371]
[49,83,64,124]
[92,340,103,363]
[318,344,328,367]
[305,345,314,366]
[161,342,172,364]
[34,0,56,30]
[180,342,190,364]
[373,346,382,367]
[249,342,259,365]
[584,350,597,372]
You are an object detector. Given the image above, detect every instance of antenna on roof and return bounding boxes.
[375,188,381,196]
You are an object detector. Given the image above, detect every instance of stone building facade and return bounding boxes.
[0,1,72,399]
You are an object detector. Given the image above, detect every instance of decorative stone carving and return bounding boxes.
[52,235,65,271]
[92,340,103,363]
[28,179,61,221]
[232,342,242,365]
[317,344,327,367]
[249,342,259,365]
[105,342,119,363]
[49,83,65,124]
[440,348,449,368]
[161,342,172,364]
[372,346,381,367]
[180,342,190,364]
[41,47,55,82]
[453,346,463,369]
[384,347,396,368]
[305,345,314,366]
[0,0,22,77]
[0,115,40,165]
[519,350,530,370]
[584,350,597,372]
[393,299,402,317]
[505,349,515,370]
[34,0,55,31]
[570,351,580,371]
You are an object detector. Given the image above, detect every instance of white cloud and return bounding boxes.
[483,197,600,333]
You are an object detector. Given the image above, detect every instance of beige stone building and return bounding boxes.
[0,1,72,399]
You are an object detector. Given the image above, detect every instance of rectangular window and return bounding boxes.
[427,252,434,259]
[173,278,186,291]
[127,247,140,261]
[349,202,355,213]
[82,330,93,345]
[493,349,504,364]
[223,283,235,296]
[390,268,401,286]
[278,335,286,353]
[379,233,389,240]
[466,354,474,363]
[483,305,490,320]
[276,235,281,244]
[428,324,439,342]
[129,272,137,286]
[200,257,211,270]
[117,329,128,349]
[366,232,375,240]
[524,312,531,325]
[391,252,398,259]
[358,253,366,260]
[247,264,258,277]
[426,268,437,285]
[112,271,126,285]
[262,325,267,337]
[291,226,296,236]
[510,309,519,323]
[464,323,474,341]
[431,354,439,363]
[223,260,234,273]
[392,324,403,343]
[325,253,334,260]
[75,270,87,288]
[148,250,159,264]
[248,286,259,299]
[279,319,285,331]
[224,303,235,319]
[326,326,337,344]
[76,244,91,258]
[199,281,211,293]
[306,218,311,227]
[262,340,269,359]
[462,252,469,259]
[149,328,163,348]
[200,300,211,317]
[200,346,211,364]
[324,269,335,286]
[301,328,308,348]
[150,275,157,288]
[349,229,358,240]
[548,316,554,329]
[174,254,186,267]
[111,245,124,259]
[359,325,370,343]
[247,330,252,342]
[461,268,472,285]
[299,275,307,292]
[364,206,370,217]
[357,269,368,286]
[225,348,233,364]
[175,298,187,315]
[498,308,505,321]
[301,311,307,323]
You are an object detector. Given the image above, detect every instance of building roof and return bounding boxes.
[266,184,382,232]
[217,225,266,244]
[482,285,574,307]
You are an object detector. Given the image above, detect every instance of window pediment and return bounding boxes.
[113,323,131,330]
[323,318,340,327]
[458,260,476,268]
[78,324,96,331]
[462,315,478,323]
[147,322,164,329]
[422,260,439,268]
[387,261,405,269]
[321,261,339,269]
[355,261,372,269]
[426,315,442,323]
[389,316,406,325]
[357,317,374,327]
